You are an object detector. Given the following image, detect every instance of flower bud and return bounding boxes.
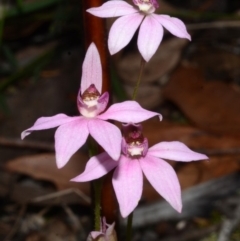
[87,219,117,241]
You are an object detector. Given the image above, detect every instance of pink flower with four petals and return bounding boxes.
[87,0,191,61]
[21,44,161,168]
[72,123,208,218]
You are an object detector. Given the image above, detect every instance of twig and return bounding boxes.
[37,206,51,216]
[160,224,220,241]
[0,137,54,151]
[187,20,240,30]
[62,204,85,235]
[195,147,240,156]
[170,10,240,21]
[3,205,26,241]
[30,188,91,205]
[132,173,240,227]
[217,202,240,241]
[2,136,240,157]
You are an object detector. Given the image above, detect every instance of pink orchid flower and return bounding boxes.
[21,44,161,169]
[72,123,208,218]
[87,0,191,62]
[87,218,117,241]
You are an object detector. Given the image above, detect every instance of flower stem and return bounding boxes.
[83,0,116,227]
[126,212,134,241]
[132,57,146,100]
[93,179,103,231]
[88,137,102,231]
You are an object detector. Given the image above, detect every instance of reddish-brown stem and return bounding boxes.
[101,170,118,223]
[82,0,117,225]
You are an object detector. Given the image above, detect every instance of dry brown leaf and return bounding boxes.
[193,48,240,82]
[5,152,89,193]
[143,119,240,149]
[140,120,240,202]
[162,66,240,135]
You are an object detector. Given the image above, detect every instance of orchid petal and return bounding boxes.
[91,231,103,239]
[21,114,78,139]
[149,141,208,162]
[97,92,109,115]
[113,156,143,218]
[108,13,144,55]
[138,15,164,62]
[87,0,138,18]
[98,101,162,123]
[55,118,89,168]
[140,155,182,212]
[81,43,102,94]
[155,14,191,40]
[71,152,117,182]
[89,119,121,161]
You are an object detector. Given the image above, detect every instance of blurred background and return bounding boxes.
[1,0,240,240]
